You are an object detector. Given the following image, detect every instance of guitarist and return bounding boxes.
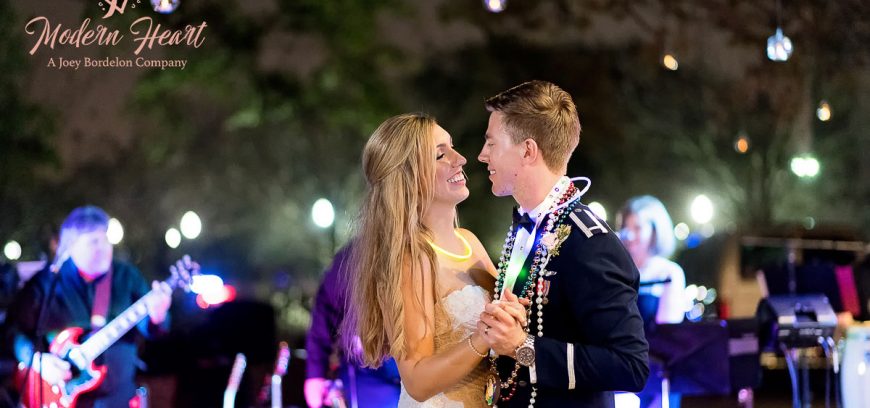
[305,243,401,408]
[7,206,173,408]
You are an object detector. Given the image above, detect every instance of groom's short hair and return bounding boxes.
[485,80,580,172]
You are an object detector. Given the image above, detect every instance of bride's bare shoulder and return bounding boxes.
[456,228,497,279]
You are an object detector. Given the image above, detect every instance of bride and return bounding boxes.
[343,113,524,407]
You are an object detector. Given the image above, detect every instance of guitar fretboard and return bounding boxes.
[78,288,166,363]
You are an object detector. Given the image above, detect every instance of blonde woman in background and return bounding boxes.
[617,195,686,326]
[617,195,686,408]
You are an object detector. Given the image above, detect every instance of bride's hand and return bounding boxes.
[479,295,528,356]
[491,289,529,327]
[474,323,494,346]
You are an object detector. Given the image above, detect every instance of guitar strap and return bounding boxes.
[91,267,113,329]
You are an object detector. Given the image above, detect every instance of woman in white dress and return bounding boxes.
[343,113,525,407]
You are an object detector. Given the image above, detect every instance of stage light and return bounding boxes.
[107,218,124,245]
[588,201,607,221]
[180,211,202,239]
[766,27,793,62]
[3,240,22,261]
[190,274,224,295]
[165,228,181,249]
[690,194,714,224]
[674,223,690,241]
[817,100,832,122]
[197,284,237,308]
[662,54,679,71]
[790,155,820,178]
[734,133,750,154]
[311,198,335,229]
[484,0,506,13]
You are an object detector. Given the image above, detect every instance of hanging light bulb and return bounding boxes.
[766,27,793,62]
[734,132,751,154]
[662,54,679,71]
[817,100,832,121]
[484,0,507,13]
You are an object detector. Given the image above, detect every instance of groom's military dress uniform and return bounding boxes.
[496,202,649,408]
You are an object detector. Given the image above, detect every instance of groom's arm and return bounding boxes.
[533,231,649,392]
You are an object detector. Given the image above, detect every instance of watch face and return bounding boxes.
[517,346,535,366]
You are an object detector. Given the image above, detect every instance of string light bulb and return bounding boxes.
[817,100,832,121]
[766,0,792,62]
[734,132,751,154]
[662,54,679,71]
[484,0,506,13]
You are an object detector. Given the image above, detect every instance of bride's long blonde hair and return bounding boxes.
[343,113,447,367]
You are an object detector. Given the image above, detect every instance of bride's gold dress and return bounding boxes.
[397,285,491,408]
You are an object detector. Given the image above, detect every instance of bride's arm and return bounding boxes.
[396,258,490,402]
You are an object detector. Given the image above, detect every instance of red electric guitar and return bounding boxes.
[16,258,198,408]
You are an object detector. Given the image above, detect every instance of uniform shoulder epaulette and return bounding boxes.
[569,205,610,238]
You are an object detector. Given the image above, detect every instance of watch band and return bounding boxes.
[516,334,536,367]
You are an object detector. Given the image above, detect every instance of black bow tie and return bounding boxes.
[512,207,535,233]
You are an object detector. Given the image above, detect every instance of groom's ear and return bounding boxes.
[521,138,540,165]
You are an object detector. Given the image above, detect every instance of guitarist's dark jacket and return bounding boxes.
[8,258,168,408]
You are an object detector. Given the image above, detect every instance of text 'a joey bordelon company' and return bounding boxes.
[23,1,207,70]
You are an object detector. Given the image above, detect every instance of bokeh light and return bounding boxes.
[3,241,22,261]
[588,201,607,221]
[690,194,714,224]
[165,228,182,249]
[663,54,679,71]
[107,218,124,245]
[180,211,202,239]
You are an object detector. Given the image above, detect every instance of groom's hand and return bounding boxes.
[479,290,529,357]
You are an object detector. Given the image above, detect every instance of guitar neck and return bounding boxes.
[256,342,290,406]
[77,287,166,363]
[224,353,246,408]
[271,342,290,408]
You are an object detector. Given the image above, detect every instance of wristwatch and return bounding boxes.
[515,334,536,367]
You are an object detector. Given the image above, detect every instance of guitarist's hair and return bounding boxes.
[52,206,111,272]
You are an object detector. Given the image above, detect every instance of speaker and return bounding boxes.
[756,294,837,350]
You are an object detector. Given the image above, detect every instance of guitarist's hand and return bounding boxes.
[146,281,172,324]
[32,352,71,384]
[304,377,328,408]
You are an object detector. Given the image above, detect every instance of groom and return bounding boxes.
[477,80,649,407]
